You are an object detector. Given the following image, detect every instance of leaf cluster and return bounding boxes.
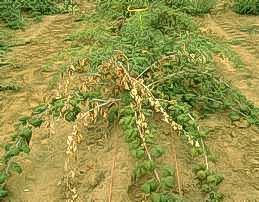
[0,113,45,198]
[233,0,259,15]
[119,96,184,201]
[193,165,224,201]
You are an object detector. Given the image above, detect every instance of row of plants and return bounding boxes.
[54,0,258,200]
[84,0,258,200]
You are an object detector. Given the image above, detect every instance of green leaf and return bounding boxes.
[151,146,165,158]
[161,165,175,177]
[108,106,118,123]
[201,184,211,193]
[207,174,224,185]
[125,128,134,136]
[120,116,132,126]
[19,142,30,154]
[10,162,22,174]
[141,182,151,193]
[0,188,8,198]
[4,144,12,152]
[196,170,207,180]
[149,178,158,191]
[208,191,224,201]
[4,147,20,162]
[143,160,155,171]
[176,114,189,123]
[151,192,161,202]
[19,127,32,144]
[131,148,145,159]
[0,172,7,184]
[18,116,30,125]
[29,118,44,128]
[134,165,146,178]
[229,111,240,121]
[160,195,168,202]
[239,104,249,114]
[125,128,137,143]
[161,176,175,190]
[32,104,47,115]
[51,99,65,115]
[193,164,206,173]
[129,138,141,150]
[65,107,80,122]
[223,99,233,108]
[11,132,18,141]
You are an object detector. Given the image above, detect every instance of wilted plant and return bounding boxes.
[2,0,259,201]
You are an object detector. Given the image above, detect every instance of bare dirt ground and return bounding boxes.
[201,114,259,201]
[203,11,259,106]
[0,14,78,201]
[1,3,259,202]
[0,14,76,135]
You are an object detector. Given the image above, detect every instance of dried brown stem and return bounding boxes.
[79,99,120,120]
[143,143,161,183]
[200,137,209,170]
[133,104,161,183]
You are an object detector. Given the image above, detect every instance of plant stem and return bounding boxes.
[200,137,209,170]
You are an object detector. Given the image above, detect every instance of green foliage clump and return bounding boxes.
[165,0,217,15]
[0,31,10,55]
[0,118,40,198]
[193,165,224,201]
[83,2,243,74]
[0,42,8,56]
[151,4,197,33]
[0,83,20,91]
[0,0,70,29]
[233,0,259,15]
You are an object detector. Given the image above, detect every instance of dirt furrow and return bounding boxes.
[76,126,134,202]
[0,13,80,201]
[202,115,259,201]
[203,13,259,106]
[0,14,75,136]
